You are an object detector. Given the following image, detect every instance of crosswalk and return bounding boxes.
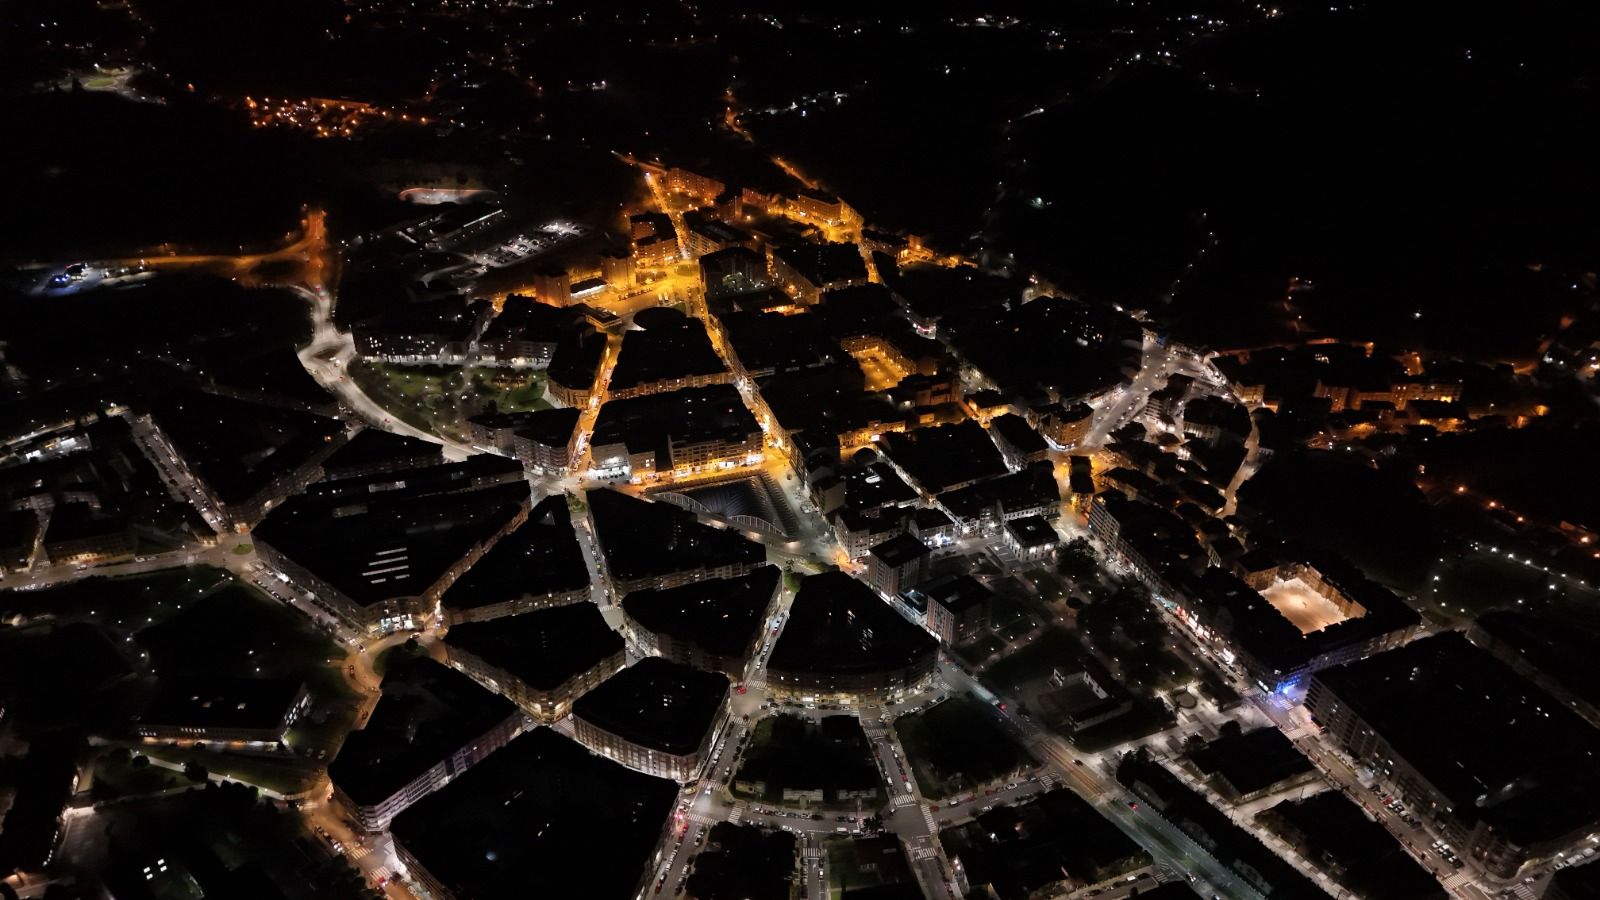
[1501,881,1536,900]
[892,793,920,808]
[729,801,746,824]
[911,846,939,861]
[347,844,374,862]
[921,805,938,833]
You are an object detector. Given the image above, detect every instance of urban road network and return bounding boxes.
[7,176,1480,900]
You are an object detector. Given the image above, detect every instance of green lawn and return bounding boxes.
[349,360,466,437]
[954,634,1006,668]
[1428,554,1560,624]
[980,628,1086,695]
[89,747,189,800]
[136,584,352,697]
[0,565,232,628]
[135,584,361,756]
[469,367,551,412]
[372,638,428,679]
[989,590,1033,633]
[350,360,553,438]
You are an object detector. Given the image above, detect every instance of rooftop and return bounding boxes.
[915,574,993,615]
[439,496,590,613]
[868,532,930,568]
[942,787,1150,900]
[756,363,902,439]
[252,460,529,608]
[1260,793,1446,900]
[1313,632,1600,845]
[767,572,938,678]
[445,601,623,691]
[881,421,1008,494]
[1188,727,1314,798]
[683,210,749,246]
[885,263,1018,325]
[352,295,480,343]
[144,390,343,504]
[1004,515,1059,549]
[202,346,339,411]
[330,657,519,805]
[42,503,128,544]
[717,309,841,375]
[321,429,443,479]
[772,242,868,287]
[843,462,918,511]
[547,330,606,392]
[1182,563,1419,678]
[481,294,584,345]
[946,296,1140,399]
[608,313,728,393]
[390,728,678,900]
[989,414,1048,456]
[939,461,1060,521]
[587,488,767,585]
[573,657,730,755]
[467,406,580,449]
[591,384,762,473]
[621,566,780,662]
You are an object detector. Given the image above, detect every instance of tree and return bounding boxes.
[130,754,150,769]
[183,760,209,783]
[1057,538,1100,584]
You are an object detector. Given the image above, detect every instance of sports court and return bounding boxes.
[1262,577,1359,635]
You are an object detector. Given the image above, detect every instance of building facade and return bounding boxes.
[334,710,526,833]
[444,644,625,724]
